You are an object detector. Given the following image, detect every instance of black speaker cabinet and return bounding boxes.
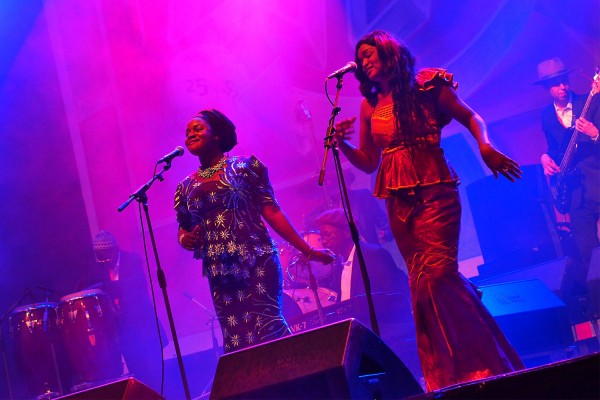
[56,377,163,399]
[412,353,599,399]
[210,318,423,399]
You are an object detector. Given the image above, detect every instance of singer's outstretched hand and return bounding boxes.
[479,143,522,182]
[334,116,357,143]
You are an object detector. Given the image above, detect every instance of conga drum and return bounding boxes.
[57,289,123,388]
[9,302,62,398]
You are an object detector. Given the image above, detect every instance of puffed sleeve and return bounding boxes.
[247,155,279,208]
[416,68,458,128]
[174,179,193,230]
[416,68,458,93]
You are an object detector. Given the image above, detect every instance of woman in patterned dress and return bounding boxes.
[175,109,334,353]
[332,30,525,391]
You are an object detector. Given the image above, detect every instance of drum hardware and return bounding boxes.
[42,303,49,333]
[182,291,221,399]
[282,287,338,328]
[306,263,325,325]
[285,231,333,285]
[285,253,328,325]
[281,230,339,326]
[293,294,310,303]
[284,288,337,309]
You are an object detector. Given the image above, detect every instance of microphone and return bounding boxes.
[326,61,357,80]
[157,146,184,164]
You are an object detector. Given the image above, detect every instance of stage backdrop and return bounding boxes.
[1,1,598,397]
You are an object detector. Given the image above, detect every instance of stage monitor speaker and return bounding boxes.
[56,377,163,400]
[474,256,569,296]
[479,279,572,355]
[411,353,599,399]
[210,318,423,399]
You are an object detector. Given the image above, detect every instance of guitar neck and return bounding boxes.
[556,89,597,177]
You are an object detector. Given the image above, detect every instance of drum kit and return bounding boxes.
[5,231,333,398]
[277,231,339,324]
[7,288,124,399]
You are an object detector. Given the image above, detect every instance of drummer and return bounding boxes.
[77,231,167,392]
[314,209,411,310]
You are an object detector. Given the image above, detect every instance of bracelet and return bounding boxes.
[591,133,599,143]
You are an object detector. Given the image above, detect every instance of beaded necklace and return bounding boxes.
[198,156,227,179]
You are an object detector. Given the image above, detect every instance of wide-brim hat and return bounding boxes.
[534,57,573,85]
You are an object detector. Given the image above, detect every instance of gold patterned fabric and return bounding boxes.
[174,155,290,352]
[175,155,278,278]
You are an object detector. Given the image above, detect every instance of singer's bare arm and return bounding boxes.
[336,98,381,173]
[436,85,521,181]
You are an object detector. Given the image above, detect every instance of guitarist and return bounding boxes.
[536,57,600,320]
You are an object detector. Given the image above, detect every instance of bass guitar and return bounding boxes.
[549,69,599,214]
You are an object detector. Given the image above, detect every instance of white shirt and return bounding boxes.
[340,245,356,301]
[553,95,573,128]
[109,251,121,281]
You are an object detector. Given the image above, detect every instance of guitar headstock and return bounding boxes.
[592,68,599,96]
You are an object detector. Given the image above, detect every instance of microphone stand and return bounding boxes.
[118,162,191,400]
[42,291,49,333]
[40,289,63,397]
[318,76,380,336]
[306,262,326,326]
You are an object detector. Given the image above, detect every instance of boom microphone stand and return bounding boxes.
[118,161,191,400]
[318,75,380,336]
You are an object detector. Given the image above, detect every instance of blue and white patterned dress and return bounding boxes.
[174,155,290,352]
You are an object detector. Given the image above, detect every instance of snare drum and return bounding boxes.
[10,302,62,398]
[57,289,123,386]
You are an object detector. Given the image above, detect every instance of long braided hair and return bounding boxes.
[354,30,427,136]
